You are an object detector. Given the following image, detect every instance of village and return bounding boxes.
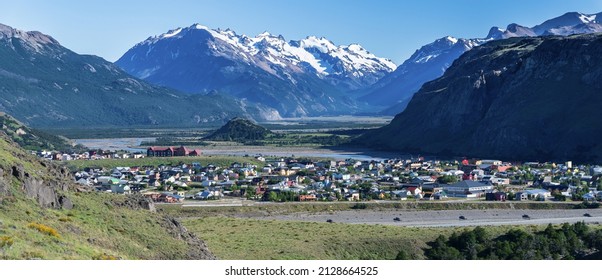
[52,146,602,205]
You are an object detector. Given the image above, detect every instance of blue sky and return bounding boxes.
[1,0,601,63]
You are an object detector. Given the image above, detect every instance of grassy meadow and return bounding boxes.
[184,216,547,260]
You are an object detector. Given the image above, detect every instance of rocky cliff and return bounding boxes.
[359,34,602,162]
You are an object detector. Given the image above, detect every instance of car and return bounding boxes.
[393,217,401,222]
[584,213,592,217]
[459,215,466,220]
[522,214,530,219]
[326,219,333,223]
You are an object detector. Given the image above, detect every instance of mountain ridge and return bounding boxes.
[0,23,278,128]
[116,23,395,117]
[364,11,602,115]
[358,33,602,162]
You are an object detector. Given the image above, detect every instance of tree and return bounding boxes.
[395,250,410,260]
[425,235,463,260]
[268,191,279,202]
[245,187,256,200]
[437,175,458,184]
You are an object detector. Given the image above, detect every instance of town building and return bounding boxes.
[147,146,202,157]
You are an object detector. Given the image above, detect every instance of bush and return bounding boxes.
[27,223,60,238]
[574,202,600,209]
[93,253,120,260]
[0,236,14,249]
[351,203,367,209]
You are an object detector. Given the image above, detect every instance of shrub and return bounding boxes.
[27,223,60,238]
[0,236,13,248]
[93,253,120,260]
[21,251,44,260]
[351,203,367,209]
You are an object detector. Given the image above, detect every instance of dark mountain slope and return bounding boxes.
[358,34,602,162]
[367,11,602,116]
[0,23,275,128]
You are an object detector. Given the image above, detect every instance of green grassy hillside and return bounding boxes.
[0,133,215,259]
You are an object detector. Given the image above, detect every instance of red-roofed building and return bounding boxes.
[147,146,202,157]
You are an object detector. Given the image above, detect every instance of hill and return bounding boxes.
[358,34,602,162]
[0,23,277,128]
[0,132,215,259]
[204,117,271,142]
[0,112,84,152]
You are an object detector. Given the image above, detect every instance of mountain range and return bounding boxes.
[362,11,602,115]
[0,23,279,128]
[358,33,602,162]
[1,11,601,131]
[116,24,396,117]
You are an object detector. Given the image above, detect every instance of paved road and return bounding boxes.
[252,208,602,228]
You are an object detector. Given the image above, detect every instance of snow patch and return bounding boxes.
[445,36,458,44]
[84,63,96,73]
[163,28,183,38]
[579,14,597,24]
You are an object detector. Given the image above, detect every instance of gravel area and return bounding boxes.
[251,208,602,227]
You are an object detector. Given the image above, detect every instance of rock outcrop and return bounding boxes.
[162,217,217,260]
[111,193,216,259]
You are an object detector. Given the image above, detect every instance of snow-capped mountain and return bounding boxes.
[364,11,602,115]
[116,24,395,117]
[359,36,484,110]
[291,36,396,89]
[533,11,602,35]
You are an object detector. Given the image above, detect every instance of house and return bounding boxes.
[110,184,131,194]
[421,183,443,199]
[525,189,552,200]
[485,192,507,201]
[158,193,184,203]
[404,186,423,196]
[390,190,410,200]
[490,178,510,186]
[194,190,222,200]
[583,192,597,201]
[514,192,528,201]
[299,194,317,201]
[346,193,360,201]
[443,180,493,198]
[433,191,448,200]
